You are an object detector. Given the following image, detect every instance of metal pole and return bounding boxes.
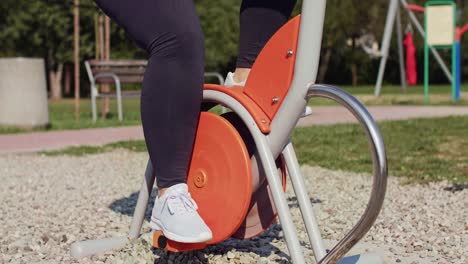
[104,15,111,116]
[129,161,156,238]
[452,39,457,102]
[98,15,104,60]
[74,0,80,120]
[455,40,461,99]
[282,143,327,261]
[375,0,399,96]
[424,38,429,103]
[105,16,110,60]
[98,15,106,119]
[267,0,327,157]
[396,7,407,93]
[94,13,100,59]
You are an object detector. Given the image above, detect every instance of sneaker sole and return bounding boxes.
[150,219,212,244]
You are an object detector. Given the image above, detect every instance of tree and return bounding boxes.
[196,0,241,71]
[0,0,97,99]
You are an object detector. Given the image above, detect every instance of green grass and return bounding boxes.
[292,116,468,184]
[0,98,224,134]
[340,84,464,95]
[47,98,141,130]
[1,84,467,134]
[43,116,468,184]
[0,98,142,134]
[43,140,147,156]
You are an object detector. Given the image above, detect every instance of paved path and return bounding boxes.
[296,105,468,126]
[0,126,144,154]
[1,106,468,154]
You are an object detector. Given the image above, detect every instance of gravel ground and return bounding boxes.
[0,150,466,263]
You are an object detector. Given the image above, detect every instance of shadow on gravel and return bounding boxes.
[109,190,292,262]
[207,223,292,261]
[443,183,468,192]
[287,196,322,208]
[151,248,210,263]
[109,188,158,221]
[150,235,291,264]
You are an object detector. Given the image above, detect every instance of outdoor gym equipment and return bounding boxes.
[71,1,388,263]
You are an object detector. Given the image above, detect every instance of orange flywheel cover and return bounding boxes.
[218,112,288,239]
[186,112,253,244]
[232,155,287,239]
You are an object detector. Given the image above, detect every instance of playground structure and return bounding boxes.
[424,1,457,103]
[374,0,468,102]
[455,20,468,98]
[71,1,388,264]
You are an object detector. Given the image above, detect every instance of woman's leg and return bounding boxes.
[234,0,297,83]
[94,0,212,243]
[94,0,204,190]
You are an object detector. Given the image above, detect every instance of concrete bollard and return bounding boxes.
[0,58,49,128]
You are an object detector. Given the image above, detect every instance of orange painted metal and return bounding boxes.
[231,155,287,239]
[153,231,206,252]
[153,112,252,251]
[203,84,271,134]
[243,15,301,120]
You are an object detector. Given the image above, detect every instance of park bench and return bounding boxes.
[84,59,224,122]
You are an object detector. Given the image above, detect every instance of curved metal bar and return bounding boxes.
[306,84,388,264]
[94,72,123,121]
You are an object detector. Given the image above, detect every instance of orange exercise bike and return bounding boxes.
[71,1,388,263]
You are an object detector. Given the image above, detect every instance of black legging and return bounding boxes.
[94,0,296,188]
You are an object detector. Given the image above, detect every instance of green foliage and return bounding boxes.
[196,0,241,71]
[1,0,468,84]
[0,0,142,63]
[1,0,86,63]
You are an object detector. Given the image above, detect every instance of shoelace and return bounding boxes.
[166,192,198,215]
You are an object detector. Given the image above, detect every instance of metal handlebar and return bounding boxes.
[306,84,388,264]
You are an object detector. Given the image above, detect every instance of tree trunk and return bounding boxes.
[317,47,332,83]
[351,64,358,86]
[49,63,64,100]
[98,15,110,119]
[64,65,71,96]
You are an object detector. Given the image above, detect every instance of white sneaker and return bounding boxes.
[224,72,312,117]
[302,106,313,117]
[224,72,246,86]
[150,183,213,243]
